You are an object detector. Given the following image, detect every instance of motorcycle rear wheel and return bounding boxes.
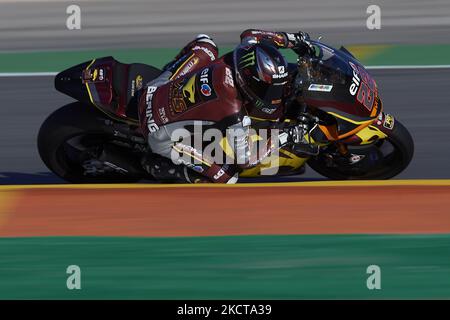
[38,102,145,183]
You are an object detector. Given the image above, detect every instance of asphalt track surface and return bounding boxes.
[0,68,449,184]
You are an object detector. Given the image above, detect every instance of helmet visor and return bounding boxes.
[248,76,285,107]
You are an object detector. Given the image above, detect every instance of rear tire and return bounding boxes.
[38,102,143,183]
[307,119,414,180]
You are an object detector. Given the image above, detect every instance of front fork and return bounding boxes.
[305,112,396,166]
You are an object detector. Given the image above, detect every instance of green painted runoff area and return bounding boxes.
[0,44,449,72]
[0,234,449,299]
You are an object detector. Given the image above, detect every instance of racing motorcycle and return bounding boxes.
[38,40,414,183]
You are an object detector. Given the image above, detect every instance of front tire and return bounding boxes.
[307,119,414,180]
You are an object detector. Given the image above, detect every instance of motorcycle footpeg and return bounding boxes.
[291,143,320,156]
[82,159,128,176]
[323,153,366,168]
[82,145,143,176]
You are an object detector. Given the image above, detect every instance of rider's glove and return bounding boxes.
[285,31,314,56]
[278,123,307,147]
[278,123,320,156]
[286,123,308,145]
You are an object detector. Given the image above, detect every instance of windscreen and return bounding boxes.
[298,41,352,87]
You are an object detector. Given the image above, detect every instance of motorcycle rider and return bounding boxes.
[138,29,315,183]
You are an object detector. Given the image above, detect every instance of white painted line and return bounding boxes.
[0,72,58,77]
[366,65,450,70]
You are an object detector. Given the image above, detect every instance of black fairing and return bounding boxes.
[299,41,380,122]
[54,56,162,123]
[55,60,94,106]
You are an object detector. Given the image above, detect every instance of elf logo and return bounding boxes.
[199,68,213,97]
[349,61,360,96]
[201,84,212,96]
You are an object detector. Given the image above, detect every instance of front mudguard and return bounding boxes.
[341,112,396,146]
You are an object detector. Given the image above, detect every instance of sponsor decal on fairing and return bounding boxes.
[308,84,333,92]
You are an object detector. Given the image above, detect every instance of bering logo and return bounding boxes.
[145,86,159,133]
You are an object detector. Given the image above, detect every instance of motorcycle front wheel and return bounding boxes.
[307,119,414,180]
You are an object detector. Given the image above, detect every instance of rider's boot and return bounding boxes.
[142,154,211,183]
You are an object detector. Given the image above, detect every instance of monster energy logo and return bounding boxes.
[239,51,256,68]
[255,100,264,108]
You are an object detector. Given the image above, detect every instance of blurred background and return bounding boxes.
[0,0,449,183]
[1,0,450,50]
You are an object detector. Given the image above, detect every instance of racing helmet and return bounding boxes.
[233,43,289,114]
